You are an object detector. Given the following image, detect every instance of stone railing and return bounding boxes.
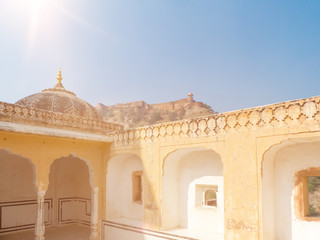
[112,96,320,146]
[0,101,123,134]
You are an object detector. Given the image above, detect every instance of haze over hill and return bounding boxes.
[97,93,215,129]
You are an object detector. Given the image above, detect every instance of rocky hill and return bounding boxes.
[97,93,215,129]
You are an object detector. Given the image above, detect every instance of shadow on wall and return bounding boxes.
[0,149,37,235]
[45,156,92,229]
[262,141,320,240]
[106,153,143,225]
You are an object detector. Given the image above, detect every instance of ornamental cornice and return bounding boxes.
[112,96,320,146]
[0,101,123,135]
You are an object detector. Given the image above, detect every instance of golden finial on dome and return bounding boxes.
[54,68,64,88]
[42,68,76,95]
[57,68,62,83]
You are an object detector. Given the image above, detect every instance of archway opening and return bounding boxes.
[0,149,37,238]
[45,155,92,239]
[106,153,143,227]
[262,141,320,240]
[162,148,224,239]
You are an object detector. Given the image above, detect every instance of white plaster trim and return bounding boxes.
[0,121,112,142]
[35,190,46,240]
[90,187,99,240]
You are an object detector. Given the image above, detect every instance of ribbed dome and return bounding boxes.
[15,69,103,121]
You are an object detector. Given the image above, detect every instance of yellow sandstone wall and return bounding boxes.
[110,96,320,240]
[0,130,110,238]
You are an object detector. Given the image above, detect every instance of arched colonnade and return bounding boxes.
[107,147,225,239]
[4,136,320,240]
[0,149,98,240]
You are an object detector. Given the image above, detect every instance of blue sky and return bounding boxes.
[0,0,320,113]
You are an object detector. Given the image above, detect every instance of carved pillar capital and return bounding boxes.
[37,190,46,199]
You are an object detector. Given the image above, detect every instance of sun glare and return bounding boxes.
[27,0,49,51]
[2,0,98,56]
[28,0,47,7]
[2,0,52,51]
[9,0,49,10]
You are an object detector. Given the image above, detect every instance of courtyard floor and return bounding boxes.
[109,217,223,240]
[165,228,224,240]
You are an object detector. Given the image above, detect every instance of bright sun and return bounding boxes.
[2,0,55,51]
[28,0,46,6]
[9,0,49,10]
[6,0,51,20]
[2,0,90,52]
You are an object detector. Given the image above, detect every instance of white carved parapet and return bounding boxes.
[112,96,320,146]
[0,101,123,134]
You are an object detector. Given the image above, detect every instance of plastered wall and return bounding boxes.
[106,154,143,222]
[0,150,38,233]
[46,156,91,226]
[0,150,36,202]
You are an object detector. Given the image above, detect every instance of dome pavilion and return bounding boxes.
[15,69,102,121]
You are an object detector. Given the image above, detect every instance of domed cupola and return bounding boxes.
[15,69,103,121]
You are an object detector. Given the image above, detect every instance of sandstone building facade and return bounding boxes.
[0,71,319,240]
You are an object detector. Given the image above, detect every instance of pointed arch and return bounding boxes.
[161,147,224,238]
[44,154,93,239]
[0,148,38,235]
[0,148,38,192]
[262,138,320,240]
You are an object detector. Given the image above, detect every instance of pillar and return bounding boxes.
[35,190,46,240]
[90,187,99,240]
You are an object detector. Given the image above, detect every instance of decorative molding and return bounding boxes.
[112,96,320,146]
[58,197,91,226]
[0,101,123,135]
[0,198,53,234]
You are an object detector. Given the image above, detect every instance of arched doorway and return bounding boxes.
[0,149,37,239]
[106,153,143,227]
[162,148,224,239]
[45,155,94,239]
[262,141,320,240]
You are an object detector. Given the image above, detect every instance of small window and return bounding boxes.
[204,189,217,207]
[307,176,320,217]
[132,171,143,204]
[294,168,320,221]
[195,184,218,208]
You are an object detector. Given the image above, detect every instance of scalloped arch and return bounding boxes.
[0,148,38,192]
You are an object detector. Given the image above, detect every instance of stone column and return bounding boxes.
[35,190,46,240]
[90,187,99,240]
